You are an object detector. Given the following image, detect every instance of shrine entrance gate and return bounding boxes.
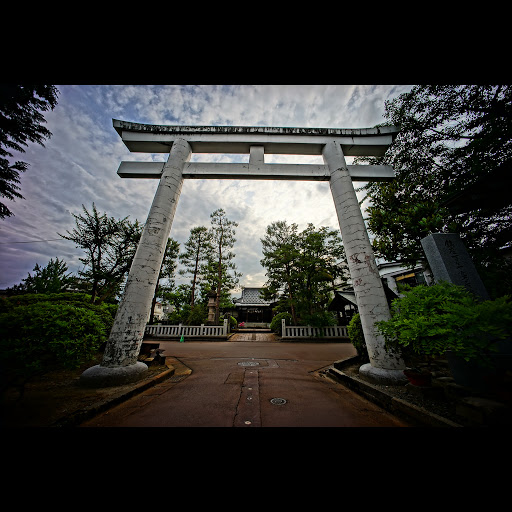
[80,120,407,387]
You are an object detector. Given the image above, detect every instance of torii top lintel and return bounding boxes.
[113,119,400,157]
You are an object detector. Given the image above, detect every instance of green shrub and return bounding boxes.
[0,302,108,385]
[0,292,92,313]
[223,315,237,329]
[270,312,293,335]
[300,310,337,329]
[187,304,207,325]
[0,292,116,333]
[166,309,183,324]
[347,313,369,362]
[217,314,235,327]
[376,281,512,364]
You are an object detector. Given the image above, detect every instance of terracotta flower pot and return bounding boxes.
[403,369,432,387]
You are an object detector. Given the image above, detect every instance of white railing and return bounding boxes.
[146,319,228,337]
[281,319,348,338]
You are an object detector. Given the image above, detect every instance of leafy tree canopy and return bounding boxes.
[358,85,512,297]
[20,257,72,294]
[59,203,142,303]
[0,84,59,219]
[260,220,349,326]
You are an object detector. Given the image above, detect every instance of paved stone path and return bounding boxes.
[230,332,278,342]
[79,341,411,427]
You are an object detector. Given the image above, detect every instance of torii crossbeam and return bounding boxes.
[80,120,407,387]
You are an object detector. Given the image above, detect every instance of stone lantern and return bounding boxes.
[207,291,217,324]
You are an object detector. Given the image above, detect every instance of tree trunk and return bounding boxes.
[149,281,159,324]
[215,229,224,325]
[190,246,200,307]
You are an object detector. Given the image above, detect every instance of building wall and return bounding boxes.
[378,262,429,296]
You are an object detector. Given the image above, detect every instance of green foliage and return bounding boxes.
[0,301,108,387]
[203,209,241,324]
[166,309,183,325]
[59,203,142,303]
[376,281,512,365]
[162,284,192,313]
[178,226,213,307]
[18,257,73,294]
[150,237,180,323]
[260,220,349,326]
[0,292,116,339]
[165,303,208,326]
[187,304,208,325]
[0,292,92,312]
[220,314,237,328]
[270,312,293,335]
[301,310,337,329]
[358,85,512,296]
[347,313,369,363]
[0,84,59,218]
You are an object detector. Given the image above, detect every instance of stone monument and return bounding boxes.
[421,232,512,389]
[420,233,490,300]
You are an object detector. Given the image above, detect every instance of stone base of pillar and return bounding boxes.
[79,361,149,388]
[359,363,408,386]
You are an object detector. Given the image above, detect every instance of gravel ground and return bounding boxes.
[0,354,172,427]
[338,361,463,425]
[335,358,512,426]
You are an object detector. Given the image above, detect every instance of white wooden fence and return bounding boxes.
[145,319,229,337]
[281,319,348,339]
[145,319,348,340]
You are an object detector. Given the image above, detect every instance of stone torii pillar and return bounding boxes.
[323,141,406,384]
[80,138,192,386]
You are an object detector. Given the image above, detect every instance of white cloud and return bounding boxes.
[0,84,413,290]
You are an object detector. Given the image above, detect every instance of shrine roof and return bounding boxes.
[234,287,273,306]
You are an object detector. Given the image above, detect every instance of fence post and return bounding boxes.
[223,318,228,335]
[281,319,286,337]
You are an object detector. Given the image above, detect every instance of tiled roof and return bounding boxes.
[235,288,271,305]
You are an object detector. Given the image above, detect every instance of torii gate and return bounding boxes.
[81,120,407,387]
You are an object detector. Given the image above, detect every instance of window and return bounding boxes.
[395,270,426,288]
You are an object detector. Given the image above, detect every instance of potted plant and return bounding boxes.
[376,281,512,390]
[403,367,432,387]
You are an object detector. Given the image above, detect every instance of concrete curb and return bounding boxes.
[326,365,463,427]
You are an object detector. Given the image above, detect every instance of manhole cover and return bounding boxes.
[270,398,287,405]
[238,361,260,366]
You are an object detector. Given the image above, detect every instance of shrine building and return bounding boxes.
[233,288,276,327]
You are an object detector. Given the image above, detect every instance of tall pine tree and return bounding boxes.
[207,209,241,324]
[178,226,213,307]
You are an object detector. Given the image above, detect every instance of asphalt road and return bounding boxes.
[79,336,412,427]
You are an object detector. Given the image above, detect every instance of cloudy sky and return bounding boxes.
[0,84,414,294]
